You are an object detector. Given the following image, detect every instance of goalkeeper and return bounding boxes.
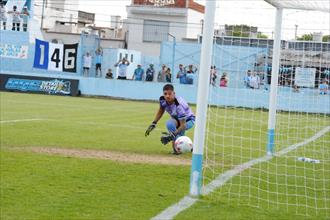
[145,84,195,154]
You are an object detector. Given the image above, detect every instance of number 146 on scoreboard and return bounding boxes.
[33,39,78,73]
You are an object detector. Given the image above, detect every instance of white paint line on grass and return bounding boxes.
[151,126,330,220]
[1,117,157,132]
[0,118,47,124]
[150,196,198,220]
[275,126,330,157]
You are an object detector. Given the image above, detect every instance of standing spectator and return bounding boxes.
[210,66,217,86]
[165,67,172,83]
[145,64,155,82]
[157,64,167,82]
[83,52,92,77]
[0,2,7,30]
[133,64,144,81]
[95,48,103,77]
[249,72,260,89]
[319,79,329,95]
[114,57,130,80]
[244,70,252,88]
[185,64,197,85]
[176,64,186,84]
[8,5,20,31]
[20,6,29,32]
[105,68,113,79]
[220,72,229,87]
[293,84,299,93]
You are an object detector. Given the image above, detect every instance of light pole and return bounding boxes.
[168,33,176,83]
[41,0,45,30]
[295,24,298,40]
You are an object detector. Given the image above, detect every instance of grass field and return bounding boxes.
[1,92,329,219]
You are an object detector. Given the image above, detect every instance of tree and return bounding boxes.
[322,35,330,42]
[297,33,313,41]
[257,33,268,39]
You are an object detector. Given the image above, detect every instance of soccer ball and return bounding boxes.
[174,136,193,153]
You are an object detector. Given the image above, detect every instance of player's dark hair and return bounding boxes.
[163,84,174,91]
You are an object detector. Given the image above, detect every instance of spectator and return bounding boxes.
[114,57,130,80]
[83,52,92,77]
[133,64,144,81]
[105,69,113,79]
[319,79,329,95]
[20,6,29,32]
[0,2,7,30]
[165,67,172,83]
[185,64,197,85]
[145,64,155,82]
[8,5,20,31]
[244,70,252,88]
[210,66,217,86]
[293,84,299,93]
[157,64,167,82]
[249,72,260,89]
[177,64,186,84]
[95,48,103,77]
[220,72,228,87]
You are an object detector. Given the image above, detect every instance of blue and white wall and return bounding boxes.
[160,41,268,87]
[0,31,329,114]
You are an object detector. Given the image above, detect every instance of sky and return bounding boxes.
[77,0,330,40]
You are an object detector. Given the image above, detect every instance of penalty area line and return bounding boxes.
[0,118,47,124]
[151,126,330,220]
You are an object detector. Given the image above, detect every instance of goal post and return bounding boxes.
[189,0,216,197]
[267,7,283,156]
[189,0,330,217]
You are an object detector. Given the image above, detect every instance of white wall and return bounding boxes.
[186,9,203,39]
[33,0,79,30]
[42,32,126,48]
[126,6,189,56]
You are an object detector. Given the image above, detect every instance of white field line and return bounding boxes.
[151,126,330,220]
[0,118,47,124]
[0,117,158,131]
[5,100,149,112]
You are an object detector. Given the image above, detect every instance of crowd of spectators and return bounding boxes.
[81,49,330,95]
[83,53,199,84]
[0,3,30,32]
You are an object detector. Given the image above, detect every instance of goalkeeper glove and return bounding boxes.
[145,121,157,137]
[160,132,176,145]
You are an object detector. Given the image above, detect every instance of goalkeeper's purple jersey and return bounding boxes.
[159,96,195,121]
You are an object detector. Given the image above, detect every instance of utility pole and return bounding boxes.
[294,24,298,40]
[41,0,45,30]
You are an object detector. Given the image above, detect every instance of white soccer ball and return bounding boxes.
[174,136,193,153]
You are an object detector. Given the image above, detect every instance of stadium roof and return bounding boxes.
[264,0,330,13]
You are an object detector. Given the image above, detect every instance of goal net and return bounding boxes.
[201,1,330,217]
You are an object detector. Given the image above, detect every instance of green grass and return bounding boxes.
[0,92,189,155]
[1,92,329,219]
[0,150,190,220]
[178,137,330,220]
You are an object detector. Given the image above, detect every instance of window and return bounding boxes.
[143,20,169,43]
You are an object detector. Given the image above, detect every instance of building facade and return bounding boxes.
[126,0,205,56]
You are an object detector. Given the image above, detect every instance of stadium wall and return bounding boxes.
[160,41,268,86]
[1,32,329,114]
